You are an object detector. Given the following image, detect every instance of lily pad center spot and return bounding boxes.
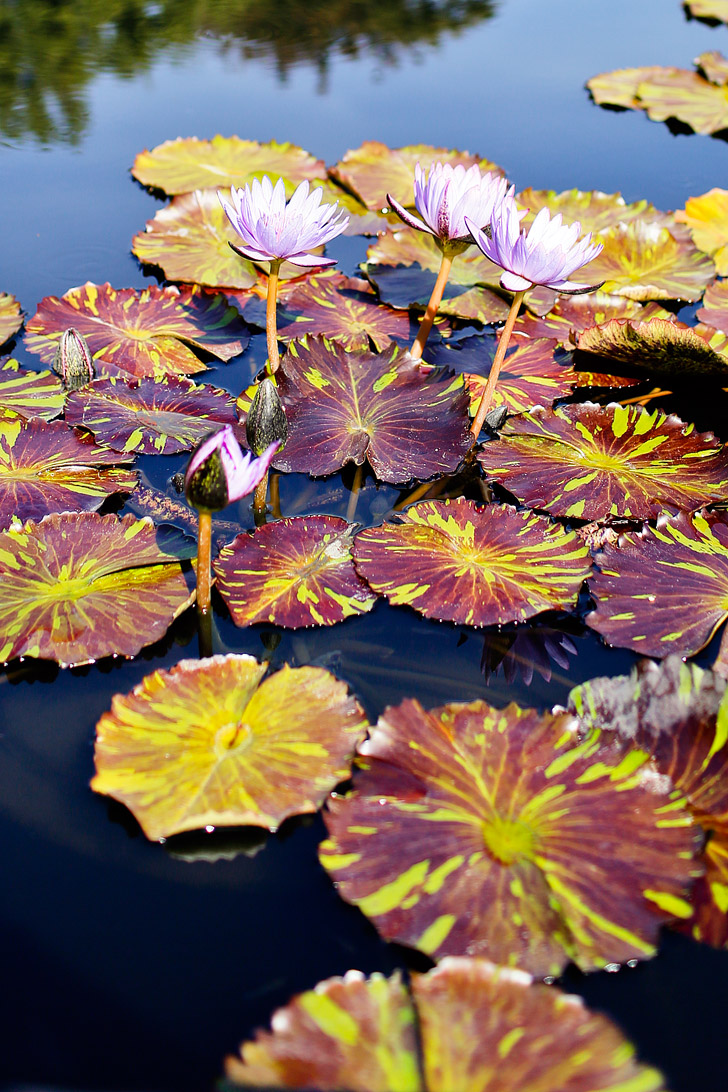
[482,812,537,865]
[214,719,253,757]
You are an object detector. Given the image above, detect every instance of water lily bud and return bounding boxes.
[53,328,95,391]
[245,377,288,456]
[184,425,279,513]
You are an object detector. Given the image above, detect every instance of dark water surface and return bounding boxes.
[2,1,728,1089]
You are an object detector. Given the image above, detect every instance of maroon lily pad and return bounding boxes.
[213,516,377,628]
[65,375,238,455]
[462,338,579,416]
[25,282,250,379]
[477,402,728,520]
[0,359,66,422]
[352,499,592,626]
[514,293,671,349]
[271,337,471,484]
[276,272,412,350]
[575,316,728,378]
[0,293,23,345]
[320,697,700,975]
[696,277,728,332]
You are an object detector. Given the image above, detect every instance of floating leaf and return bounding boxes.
[329,142,503,211]
[462,338,578,416]
[131,135,326,195]
[0,359,65,422]
[25,282,249,379]
[587,65,675,110]
[578,222,715,301]
[0,512,195,666]
[516,188,670,234]
[276,271,412,350]
[696,277,728,332]
[320,696,699,974]
[514,293,670,349]
[65,375,237,455]
[687,1,728,21]
[575,316,728,378]
[214,516,377,628]
[92,655,368,839]
[477,402,728,520]
[0,293,23,345]
[352,499,591,626]
[270,337,471,484]
[589,57,728,135]
[0,417,137,528]
[586,510,728,658]
[675,189,728,274]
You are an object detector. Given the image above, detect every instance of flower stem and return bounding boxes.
[265,259,282,375]
[196,508,212,613]
[410,253,453,361]
[470,289,525,437]
[253,473,268,517]
[346,463,364,523]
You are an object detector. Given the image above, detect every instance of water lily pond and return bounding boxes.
[3,1,728,1090]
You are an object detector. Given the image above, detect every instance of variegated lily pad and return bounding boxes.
[276,272,412,350]
[0,359,66,422]
[516,189,670,234]
[0,293,23,345]
[513,294,670,350]
[92,655,367,840]
[213,516,377,628]
[587,65,673,110]
[675,189,728,274]
[352,499,592,626]
[462,338,579,416]
[578,222,715,301]
[696,277,728,332]
[575,317,728,378]
[320,697,700,974]
[0,417,137,528]
[687,1,728,20]
[225,960,667,1091]
[0,512,195,666]
[269,337,471,484]
[132,135,326,195]
[65,375,237,455]
[586,510,728,658]
[569,656,728,948]
[477,402,728,519]
[25,282,249,379]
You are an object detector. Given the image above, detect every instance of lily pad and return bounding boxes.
[92,655,367,840]
[696,277,728,332]
[587,65,678,110]
[320,697,700,974]
[513,293,671,350]
[213,516,377,628]
[225,960,667,1091]
[276,272,412,350]
[578,222,715,301]
[0,417,137,528]
[0,359,66,422]
[687,1,728,20]
[462,338,579,416]
[64,375,238,455]
[0,512,195,666]
[270,337,471,484]
[0,293,23,345]
[477,402,728,520]
[132,135,326,195]
[586,510,728,658]
[675,189,728,274]
[575,316,728,378]
[352,499,592,627]
[25,282,249,379]
[516,188,670,234]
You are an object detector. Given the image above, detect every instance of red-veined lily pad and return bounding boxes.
[91,654,368,840]
[586,510,728,658]
[276,272,412,350]
[131,136,327,195]
[687,1,728,19]
[513,293,670,350]
[575,316,728,378]
[320,696,700,975]
[64,375,237,455]
[214,516,377,628]
[329,142,504,212]
[568,657,728,948]
[0,511,195,666]
[462,338,579,416]
[0,417,137,528]
[477,402,728,520]
[352,499,591,626]
[270,337,471,484]
[696,277,728,332]
[516,189,670,234]
[225,959,667,1091]
[25,282,249,379]
[675,189,728,274]
[577,222,715,301]
[0,359,66,422]
[0,293,23,345]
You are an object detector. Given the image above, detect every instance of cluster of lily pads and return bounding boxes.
[2,132,728,1088]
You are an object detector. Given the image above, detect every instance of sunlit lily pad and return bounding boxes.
[586,510,728,658]
[320,696,700,974]
[0,512,195,666]
[92,654,368,839]
[516,189,670,234]
[578,222,715,301]
[0,359,66,422]
[65,375,237,455]
[0,293,23,345]
[225,960,667,1091]
[131,135,326,195]
[213,516,377,628]
[696,277,728,332]
[587,65,676,110]
[462,338,579,415]
[569,656,728,947]
[575,316,728,378]
[0,417,137,528]
[329,141,504,211]
[513,293,670,350]
[477,402,728,519]
[687,1,728,20]
[674,189,728,274]
[270,337,471,483]
[352,499,591,626]
[276,271,412,350]
[25,282,249,379]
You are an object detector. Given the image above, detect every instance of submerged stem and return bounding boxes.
[346,463,364,523]
[196,508,213,614]
[265,259,282,375]
[470,289,525,437]
[410,252,453,361]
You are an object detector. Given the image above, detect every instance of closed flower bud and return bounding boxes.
[245,377,288,456]
[53,328,95,391]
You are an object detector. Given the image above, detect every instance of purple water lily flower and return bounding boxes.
[219,176,349,267]
[388,162,511,255]
[466,195,603,292]
[185,425,279,512]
